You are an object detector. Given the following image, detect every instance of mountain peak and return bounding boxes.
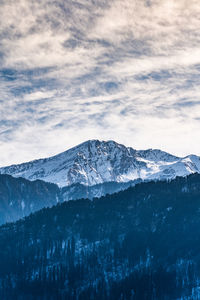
[0,140,199,187]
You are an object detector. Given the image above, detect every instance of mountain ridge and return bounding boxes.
[0,174,61,225]
[0,139,200,187]
[0,173,139,225]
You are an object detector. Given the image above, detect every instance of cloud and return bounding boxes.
[0,0,200,165]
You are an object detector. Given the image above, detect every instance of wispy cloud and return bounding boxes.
[0,0,200,165]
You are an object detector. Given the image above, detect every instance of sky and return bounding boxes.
[0,0,200,166]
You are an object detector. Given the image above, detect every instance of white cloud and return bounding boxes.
[0,0,200,165]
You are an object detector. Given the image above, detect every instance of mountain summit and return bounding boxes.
[0,140,200,187]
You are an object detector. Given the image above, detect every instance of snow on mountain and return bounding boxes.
[0,140,200,187]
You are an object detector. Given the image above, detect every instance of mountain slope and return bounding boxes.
[1,174,200,299]
[1,140,200,187]
[61,179,141,201]
[0,174,139,225]
[0,174,61,225]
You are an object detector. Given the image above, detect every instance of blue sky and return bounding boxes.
[0,0,200,165]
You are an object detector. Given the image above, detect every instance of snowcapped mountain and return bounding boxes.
[0,140,200,187]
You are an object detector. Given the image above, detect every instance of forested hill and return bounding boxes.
[0,174,61,225]
[0,173,138,225]
[1,174,200,299]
